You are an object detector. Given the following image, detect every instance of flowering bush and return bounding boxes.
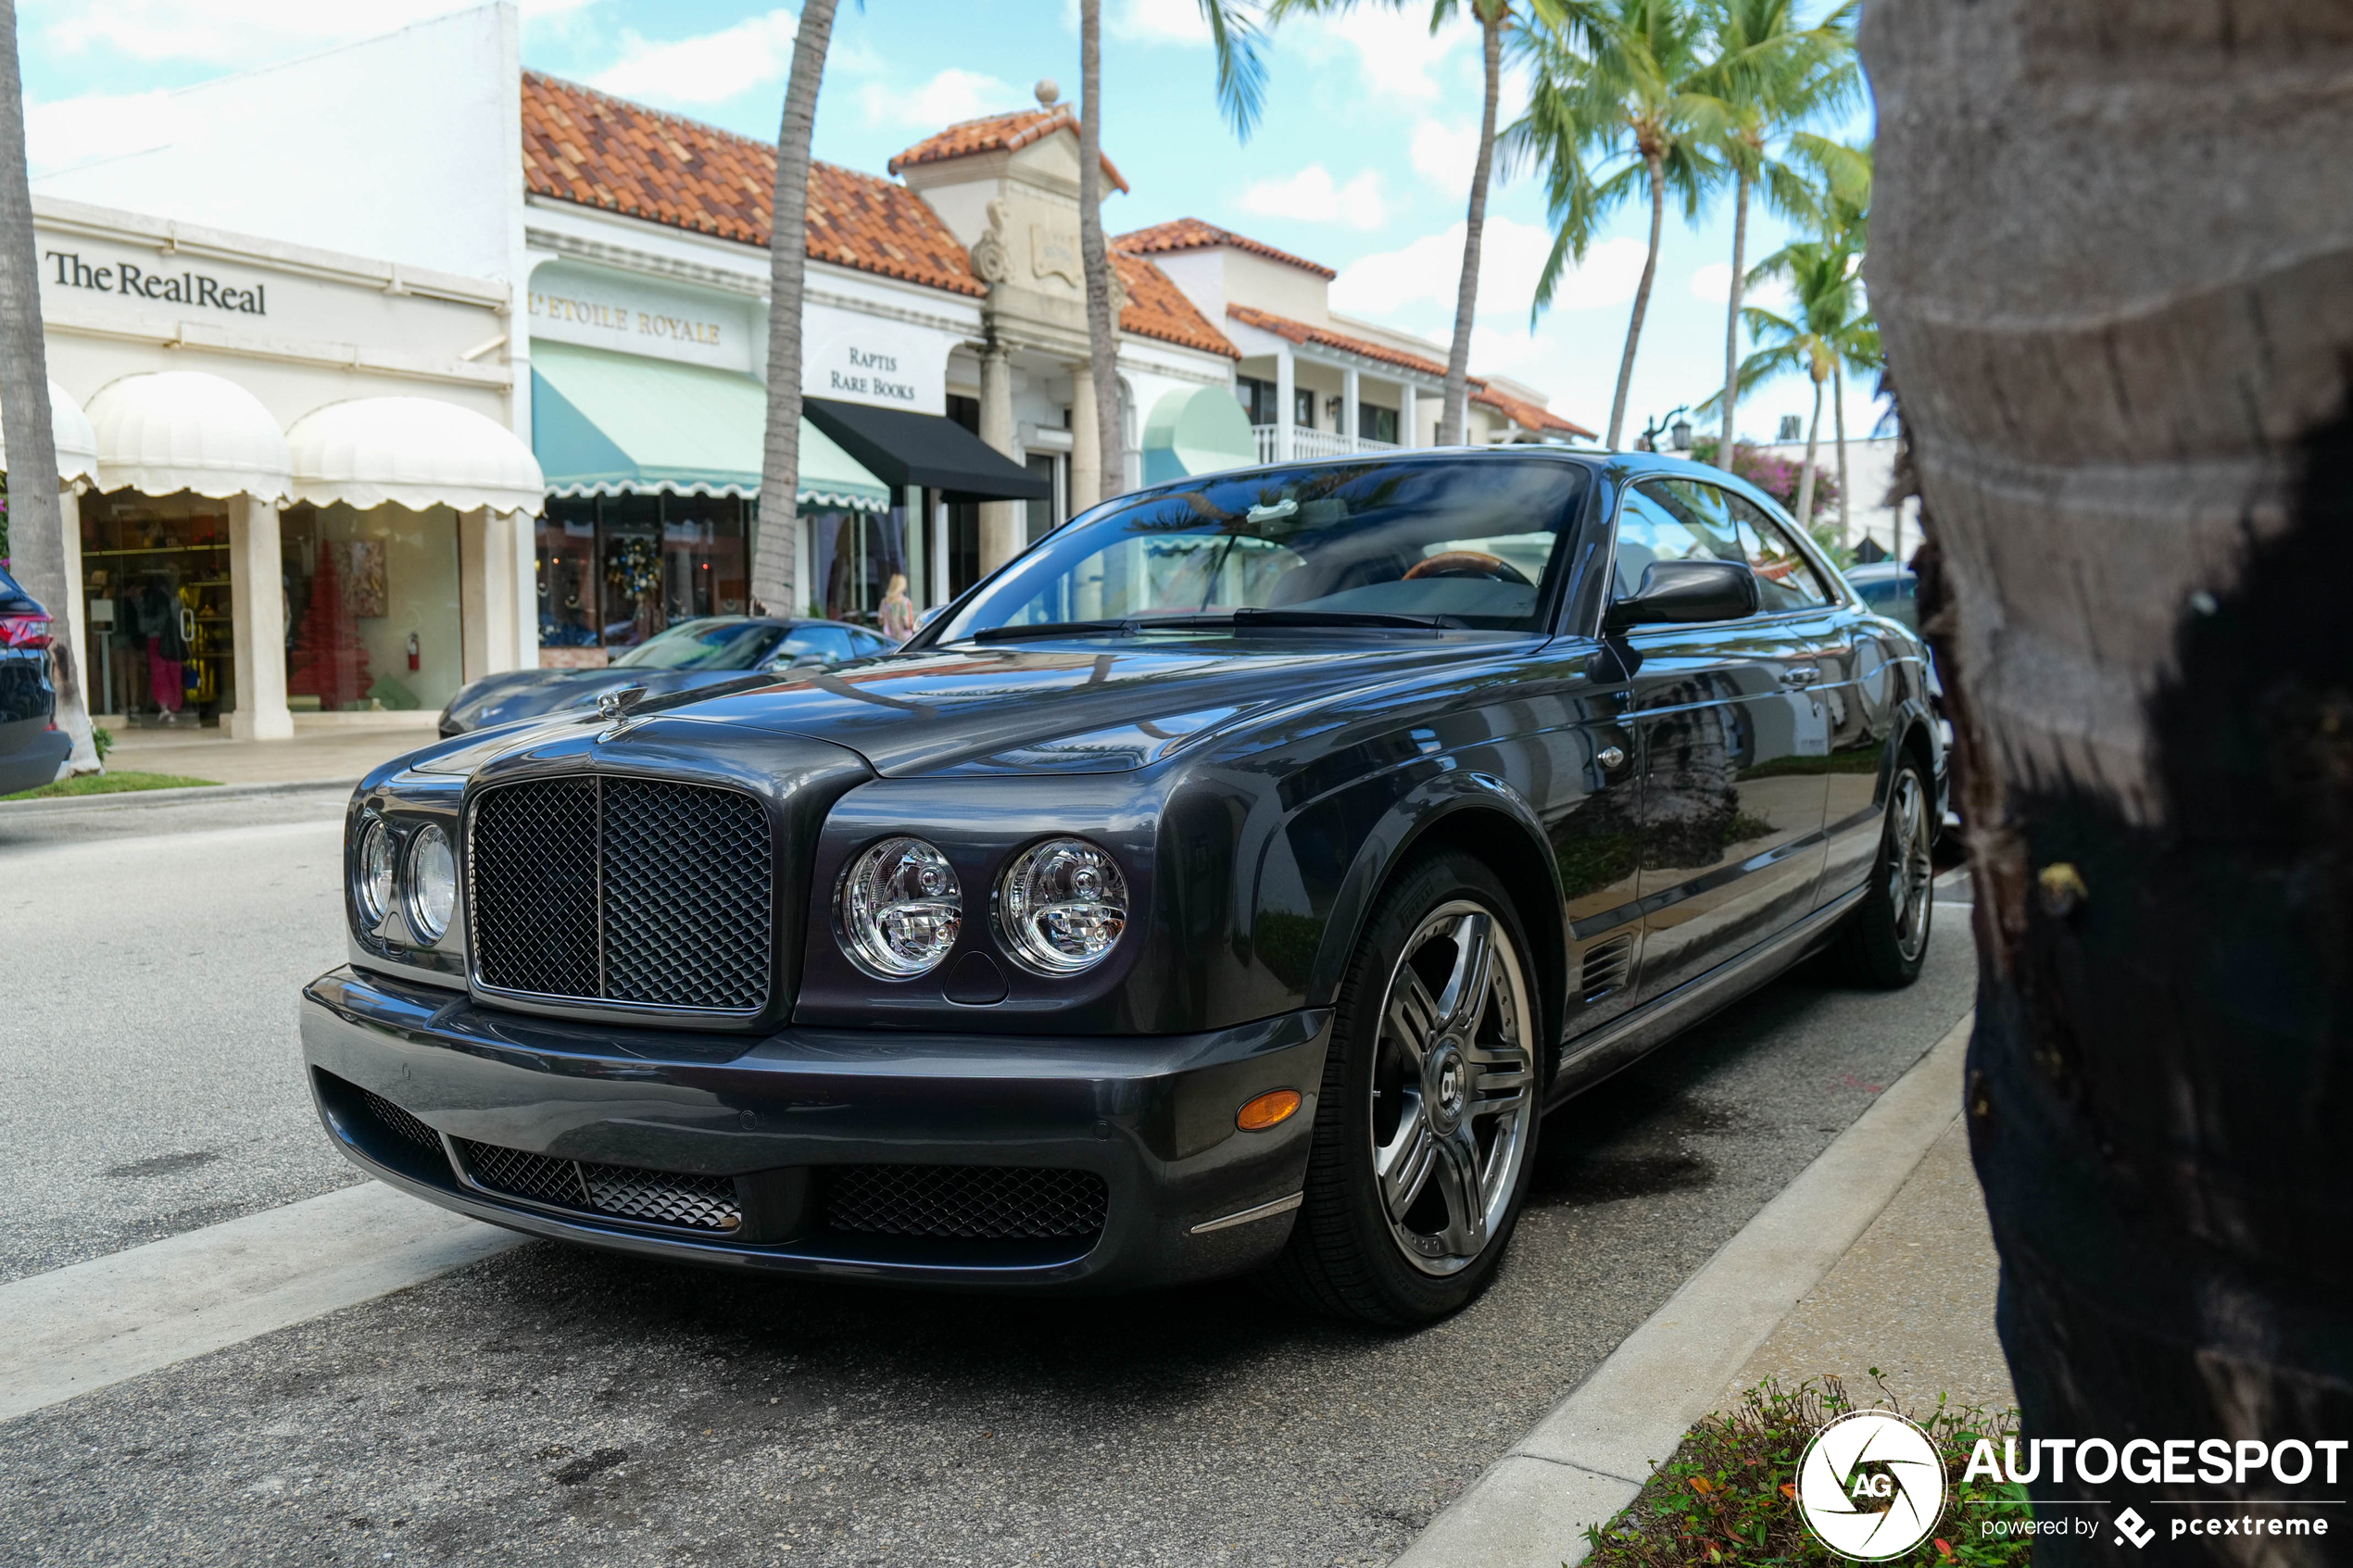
[1691,437,1841,522]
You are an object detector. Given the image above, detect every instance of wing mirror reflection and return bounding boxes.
[1604,560,1761,633]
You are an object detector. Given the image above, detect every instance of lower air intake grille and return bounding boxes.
[1581,934,1635,1003]
[452,1136,742,1234]
[361,1088,443,1153]
[825,1164,1109,1240]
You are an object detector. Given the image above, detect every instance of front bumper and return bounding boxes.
[300,967,1327,1292]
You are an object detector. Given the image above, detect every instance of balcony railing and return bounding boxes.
[1252,425,1402,464]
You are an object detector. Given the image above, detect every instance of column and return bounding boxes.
[227,494,293,740]
[58,489,89,710]
[1400,383,1418,449]
[976,342,1024,573]
[1275,345,1295,461]
[1342,365,1360,453]
[1069,359,1101,509]
[930,493,949,607]
[459,507,530,679]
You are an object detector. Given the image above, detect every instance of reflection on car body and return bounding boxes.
[301,448,1942,1325]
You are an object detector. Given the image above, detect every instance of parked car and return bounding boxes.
[303,449,1942,1325]
[0,566,72,797]
[1843,560,1919,631]
[435,616,895,735]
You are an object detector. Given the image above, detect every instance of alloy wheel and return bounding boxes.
[1368,901,1537,1276]
[1889,769,1934,963]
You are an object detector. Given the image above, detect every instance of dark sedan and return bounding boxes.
[0,566,72,797]
[436,616,896,735]
[303,449,1941,1325]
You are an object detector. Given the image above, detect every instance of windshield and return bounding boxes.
[610,619,785,671]
[934,456,1590,642]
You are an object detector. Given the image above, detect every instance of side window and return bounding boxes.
[1614,484,1744,600]
[775,626,855,665]
[849,629,895,657]
[1719,491,1833,612]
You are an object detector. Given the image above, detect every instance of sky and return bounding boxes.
[16,0,1879,449]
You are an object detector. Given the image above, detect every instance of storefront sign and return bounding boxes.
[526,262,750,372]
[47,250,265,315]
[531,289,724,348]
[824,344,919,404]
[800,307,950,416]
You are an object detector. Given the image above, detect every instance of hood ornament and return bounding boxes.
[597,684,649,720]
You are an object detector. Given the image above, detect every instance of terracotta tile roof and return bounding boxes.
[888,108,1130,193]
[522,71,984,298]
[1116,219,1337,281]
[1226,304,1595,438]
[1113,250,1237,358]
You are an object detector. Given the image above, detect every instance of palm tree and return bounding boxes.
[749,0,843,617]
[1262,0,1559,445]
[0,0,93,773]
[1863,0,2353,1506]
[1686,0,1859,462]
[1697,234,1873,529]
[1511,0,1722,450]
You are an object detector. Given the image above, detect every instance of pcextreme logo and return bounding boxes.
[1795,1411,1949,1561]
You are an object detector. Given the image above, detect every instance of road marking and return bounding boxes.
[0,1180,523,1424]
[1393,1010,1974,1568]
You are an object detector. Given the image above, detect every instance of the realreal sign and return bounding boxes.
[47,250,265,315]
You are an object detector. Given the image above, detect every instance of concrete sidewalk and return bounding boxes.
[100,714,437,786]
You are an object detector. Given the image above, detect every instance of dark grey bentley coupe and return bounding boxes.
[301,448,1940,1325]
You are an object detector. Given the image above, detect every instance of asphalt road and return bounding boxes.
[0,789,1980,1567]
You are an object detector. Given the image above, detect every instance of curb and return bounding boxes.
[1393,1010,1977,1568]
[0,777,357,815]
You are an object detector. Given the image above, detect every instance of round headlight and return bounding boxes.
[405,823,457,945]
[837,836,963,978]
[999,837,1128,975]
[354,817,395,928]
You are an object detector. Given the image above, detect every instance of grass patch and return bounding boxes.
[1,770,221,801]
[1580,1376,2032,1567]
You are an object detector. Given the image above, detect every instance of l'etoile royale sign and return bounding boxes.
[47,249,265,314]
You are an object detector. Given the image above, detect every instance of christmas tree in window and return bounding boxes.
[287,540,371,710]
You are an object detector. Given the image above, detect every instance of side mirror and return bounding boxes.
[1605,559,1760,633]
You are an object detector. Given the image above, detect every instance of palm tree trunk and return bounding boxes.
[1604,148,1667,450]
[1078,0,1123,505]
[1793,370,1822,526]
[1718,163,1751,465]
[1440,3,1504,446]
[1832,366,1849,547]
[0,0,91,771]
[1866,0,2353,1525]
[749,0,840,618]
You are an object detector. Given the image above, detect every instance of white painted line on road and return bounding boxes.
[0,1180,523,1424]
[1393,1010,1975,1568]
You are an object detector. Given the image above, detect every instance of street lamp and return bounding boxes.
[1669,414,1692,452]
[1636,405,1693,454]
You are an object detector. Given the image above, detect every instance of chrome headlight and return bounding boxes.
[405,823,457,945]
[353,816,395,928]
[998,837,1127,975]
[837,835,963,978]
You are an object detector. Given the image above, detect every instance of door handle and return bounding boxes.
[1780,666,1822,687]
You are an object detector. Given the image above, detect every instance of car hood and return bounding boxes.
[445,666,749,730]
[658,635,1539,776]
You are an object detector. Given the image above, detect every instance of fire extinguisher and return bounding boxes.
[407,632,421,672]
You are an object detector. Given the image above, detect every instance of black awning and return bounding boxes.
[803,397,1051,504]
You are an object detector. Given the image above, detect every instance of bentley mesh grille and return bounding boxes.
[452,1136,743,1234]
[359,1088,444,1154]
[824,1165,1109,1240]
[468,776,773,1014]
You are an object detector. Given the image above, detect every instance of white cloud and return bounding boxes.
[23,89,177,179]
[1689,261,1730,304]
[590,8,804,107]
[1286,8,1475,103]
[1111,0,1211,44]
[857,67,1022,129]
[1332,219,1651,323]
[1409,118,1477,197]
[1237,164,1387,231]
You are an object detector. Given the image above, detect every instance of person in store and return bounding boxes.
[128,572,190,724]
[878,571,915,643]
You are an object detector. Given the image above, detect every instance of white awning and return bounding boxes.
[287,396,546,515]
[86,370,292,502]
[0,381,101,490]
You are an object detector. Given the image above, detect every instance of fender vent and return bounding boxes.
[1581,935,1634,1003]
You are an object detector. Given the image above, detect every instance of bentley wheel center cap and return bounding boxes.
[1428,1043,1468,1133]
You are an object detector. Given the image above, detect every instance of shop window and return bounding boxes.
[535,494,751,666]
[536,499,601,665]
[807,505,909,625]
[282,503,463,714]
[1236,376,1278,427]
[79,491,233,724]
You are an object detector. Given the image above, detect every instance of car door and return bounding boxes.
[1617,478,1832,1002]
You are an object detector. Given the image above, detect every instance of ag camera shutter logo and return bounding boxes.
[1794,1411,1949,1560]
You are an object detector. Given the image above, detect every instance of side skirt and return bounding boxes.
[1543,886,1867,1110]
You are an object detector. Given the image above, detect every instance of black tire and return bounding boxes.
[1261,850,1543,1326]
[1831,749,1935,988]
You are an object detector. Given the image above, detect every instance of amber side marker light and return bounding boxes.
[1237,1089,1302,1132]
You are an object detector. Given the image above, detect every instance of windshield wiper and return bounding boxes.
[968,619,1139,643]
